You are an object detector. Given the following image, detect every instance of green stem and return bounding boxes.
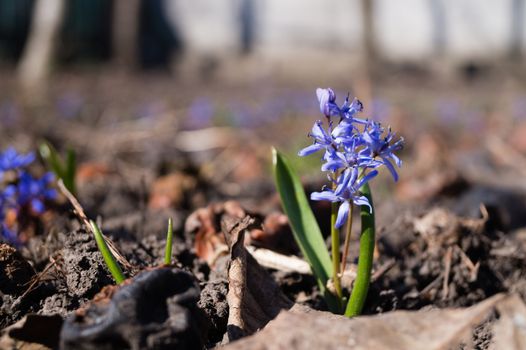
[164,218,174,265]
[331,202,343,304]
[344,183,375,317]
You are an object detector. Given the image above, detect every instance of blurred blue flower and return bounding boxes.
[0,223,19,246]
[186,97,215,129]
[56,92,83,119]
[0,147,35,175]
[0,147,56,245]
[0,184,18,246]
[17,172,57,214]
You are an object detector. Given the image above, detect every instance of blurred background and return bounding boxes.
[1,0,526,207]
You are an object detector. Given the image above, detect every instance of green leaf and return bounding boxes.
[39,142,65,178]
[39,141,77,195]
[164,218,174,265]
[272,148,338,311]
[345,183,375,317]
[90,220,126,284]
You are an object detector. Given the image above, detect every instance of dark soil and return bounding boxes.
[2,74,526,349]
[4,176,523,349]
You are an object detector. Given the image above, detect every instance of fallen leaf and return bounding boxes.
[185,201,247,266]
[222,216,294,342]
[223,294,511,350]
[493,294,526,349]
[249,212,298,255]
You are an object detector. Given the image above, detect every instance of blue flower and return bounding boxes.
[339,96,367,124]
[360,121,404,181]
[311,174,374,228]
[0,192,6,223]
[1,223,19,246]
[316,88,338,117]
[321,137,379,173]
[17,172,57,214]
[1,185,16,208]
[0,147,57,245]
[299,87,404,229]
[0,185,19,246]
[317,88,367,123]
[298,120,335,157]
[0,147,35,173]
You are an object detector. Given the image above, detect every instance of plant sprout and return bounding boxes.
[274,88,403,316]
[90,220,126,284]
[164,217,174,265]
[39,141,77,195]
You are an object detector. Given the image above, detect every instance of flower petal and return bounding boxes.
[311,190,339,202]
[31,198,45,214]
[298,143,324,157]
[353,195,372,213]
[382,157,399,182]
[316,88,335,116]
[357,169,378,188]
[335,200,350,228]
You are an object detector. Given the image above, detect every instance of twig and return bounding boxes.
[17,257,58,303]
[455,245,480,281]
[57,179,135,273]
[442,246,453,300]
[246,246,312,274]
[371,258,396,282]
[419,274,443,297]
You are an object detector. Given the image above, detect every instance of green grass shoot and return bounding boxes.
[164,218,174,265]
[39,141,77,195]
[90,220,126,284]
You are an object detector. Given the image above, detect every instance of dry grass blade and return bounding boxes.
[57,179,136,273]
[442,246,453,300]
[14,255,60,307]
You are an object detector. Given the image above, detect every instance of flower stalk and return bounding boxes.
[340,203,354,275]
[331,201,343,303]
[345,183,375,317]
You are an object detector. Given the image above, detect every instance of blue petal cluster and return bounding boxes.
[0,148,57,245]
[299,88,404,228]
[0,147,35,179]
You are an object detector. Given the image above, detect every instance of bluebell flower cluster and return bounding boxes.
[299,88,404,228]
[0,147,57,245]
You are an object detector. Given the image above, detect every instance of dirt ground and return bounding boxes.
[1,67,526,349]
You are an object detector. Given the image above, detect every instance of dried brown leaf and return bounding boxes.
[493,294,526,350]
[223,294,515,350]
[222,216,293,342]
